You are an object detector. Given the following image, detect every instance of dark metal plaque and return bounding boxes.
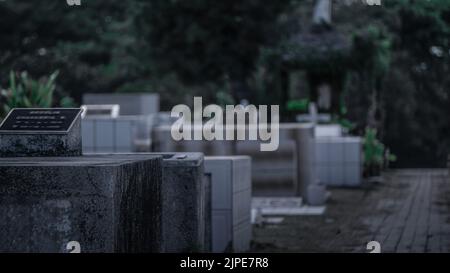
[0,108,82,133]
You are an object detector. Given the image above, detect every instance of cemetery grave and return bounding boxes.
[0,108,164,252]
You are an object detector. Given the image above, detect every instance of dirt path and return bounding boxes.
[251,169,450,253]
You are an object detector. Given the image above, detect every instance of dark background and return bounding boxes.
[0,0,449,168]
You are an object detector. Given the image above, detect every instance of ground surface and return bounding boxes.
[251,169,450,253]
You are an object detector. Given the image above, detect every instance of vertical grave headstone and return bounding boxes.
[0,108,82,157]
[0,108,164,253]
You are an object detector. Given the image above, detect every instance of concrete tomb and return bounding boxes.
[90,152,207,253]
[204,156,252,253]
[82,115,154,153]
[0,108,164,253]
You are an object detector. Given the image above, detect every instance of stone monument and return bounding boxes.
[0,108,164,253]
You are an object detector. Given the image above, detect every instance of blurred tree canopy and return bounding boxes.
[135,0,294,102]
[0,0,449,167]
[0,0,140,103]
[343,0,450,167]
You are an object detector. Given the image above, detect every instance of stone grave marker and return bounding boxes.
[0,108,164,253]
[0,108,82,157]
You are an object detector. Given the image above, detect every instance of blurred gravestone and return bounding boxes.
[83,93,159,116]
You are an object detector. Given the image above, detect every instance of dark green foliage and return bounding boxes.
[363,127,396,176]
[136,0,293,87]
[0,0,139,103]
[0,71,76,117]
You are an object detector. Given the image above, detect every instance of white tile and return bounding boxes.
[115,120,132,150]
[315,141,329,164]
[205,160,232,210]
[114,147,134,153]
[330,165,344,186]
[233,189,251,226]
[315,125,342,137]
[259,206,326,215]
[212,210,232,253]
[95,120,114,148]
[94,146,115,153]
[344,140,362,163]
[81,119,95,150]
[329,141,344,163]
[232,223,251,252]
[232,158,252,193]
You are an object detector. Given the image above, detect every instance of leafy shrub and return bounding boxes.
[287,99,310,112]
[0,71,75,118]
[363,127,396,176]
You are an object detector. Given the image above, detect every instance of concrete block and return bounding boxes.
[233,224,252,253]
[307,184,327,206]
[315,137,362,187]
[0,155,163,253]
[92,153,206,253]
[82,116,153,153]
[0,108,83,157]
[329,140,344,163]
[95,120,114,149]
[81,119,94,151]
[343,137,362,163]
[115,120,132,151]
[212,210,232,252]
[330,165,344,186]
[205,156,252,253]
[315,140,329,163]
[315,124,342,137]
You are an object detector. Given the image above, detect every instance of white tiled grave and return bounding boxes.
[251,197,325,224]
[204,156,252,253]
[83,93,160,116]
[82,116,154,153]
[315,137,362,187]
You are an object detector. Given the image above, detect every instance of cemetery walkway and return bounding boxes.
[251,169,450,253]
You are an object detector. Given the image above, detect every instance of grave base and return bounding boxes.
[0,155,163,253]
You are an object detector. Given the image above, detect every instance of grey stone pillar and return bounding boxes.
[291,123,316,200]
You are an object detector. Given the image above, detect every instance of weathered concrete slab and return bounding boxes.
[0,108,83,157]
[0,155,163,253]
[89,152,206,253]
